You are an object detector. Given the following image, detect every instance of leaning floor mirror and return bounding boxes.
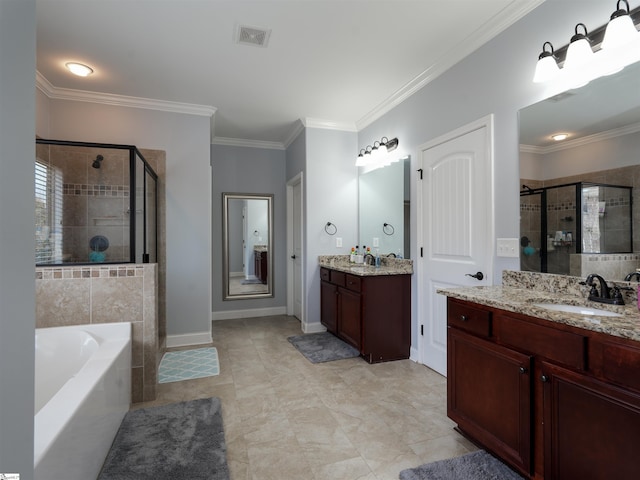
[222,193,274,300]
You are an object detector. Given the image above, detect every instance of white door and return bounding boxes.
[287,173,304,321]
[419,116,494,376]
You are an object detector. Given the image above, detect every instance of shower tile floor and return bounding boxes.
[136,315,478,480]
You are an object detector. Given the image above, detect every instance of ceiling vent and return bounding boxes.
[236,25,271,48]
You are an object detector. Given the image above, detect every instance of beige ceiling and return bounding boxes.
[36,0,543,146]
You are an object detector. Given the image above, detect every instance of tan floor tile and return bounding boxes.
[135,315,473,480]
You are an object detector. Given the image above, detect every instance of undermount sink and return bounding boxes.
[532,303,623,318]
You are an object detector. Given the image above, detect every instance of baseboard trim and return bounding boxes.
[409,346,420,363]
[211,306,287,321]
[166,331,213,348]
[301,321,327,334]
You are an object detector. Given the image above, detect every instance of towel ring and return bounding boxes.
[325,222,337,235]
[383,223,395,235]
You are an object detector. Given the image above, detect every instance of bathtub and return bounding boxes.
[34,322,131,480]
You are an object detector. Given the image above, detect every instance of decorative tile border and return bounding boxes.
[63,183,129,197]
[36,264,145,279]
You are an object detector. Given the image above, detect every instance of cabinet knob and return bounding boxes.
[519,367,528,374]
[460,315,468,322]
[541,374,549,383]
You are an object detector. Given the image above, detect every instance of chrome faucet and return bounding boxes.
[585,273,625,305]
[364,253,375,266]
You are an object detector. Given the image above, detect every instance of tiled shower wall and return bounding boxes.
[36,263,157,403]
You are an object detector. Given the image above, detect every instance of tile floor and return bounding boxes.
[136,315,478,480]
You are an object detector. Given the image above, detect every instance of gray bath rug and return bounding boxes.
[287,332,360,363]
[399,450,524,480]
[241,278,263,285]
[98,397,230,480]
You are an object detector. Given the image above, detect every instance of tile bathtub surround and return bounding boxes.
[318,255,414,275]
[36,263,158,403]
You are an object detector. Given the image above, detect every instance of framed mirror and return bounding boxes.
[222,193,273,300]
[519,60,640,280]
[358,156,411,259]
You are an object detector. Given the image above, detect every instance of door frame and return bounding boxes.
[286,172,304,322]
[416,114,495,368]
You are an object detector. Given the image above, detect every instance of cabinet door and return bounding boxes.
[541,361,640,480]
[320,281,338,333]
[448,328,532,475]
[338,287,361,350]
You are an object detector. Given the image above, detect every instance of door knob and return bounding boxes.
[466,272,484,281]
[290,254,296,259]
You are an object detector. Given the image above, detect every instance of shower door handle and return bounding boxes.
[466,272,484,281]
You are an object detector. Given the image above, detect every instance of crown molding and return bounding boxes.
[36,71,217,117]
[301,117,357,132]
[520,121,640,155]
[356,0,546,131]
[211,136,285,150]
[283,119,305,148]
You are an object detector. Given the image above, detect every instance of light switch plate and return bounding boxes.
[373,237,379,247]
[336,237,342,248]
[497,238,519,257]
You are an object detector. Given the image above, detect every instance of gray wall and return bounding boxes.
[303,128,358,330]
[0,1,36,477]
[357,0,615,348]
[211,144,287,314]
[36,100,213,344]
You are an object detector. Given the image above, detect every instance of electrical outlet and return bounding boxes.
[336,237,342,248]
[497,238,519,258]
[373,237,379,247]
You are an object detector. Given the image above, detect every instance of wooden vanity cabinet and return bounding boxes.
[254,249,267,284]
[541,361,640,480]
[447,297,640,479]
[320,267,410,363]
[448,327,532,474]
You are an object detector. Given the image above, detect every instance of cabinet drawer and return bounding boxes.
[344,274,361,293]
[590,339,640,393]
[494,314,586,370]
[447,299,491,337]
[330,270,346,287]
[320,268,330,282]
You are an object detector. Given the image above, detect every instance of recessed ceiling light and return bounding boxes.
[65,62,94,77]
[551,133,569,141]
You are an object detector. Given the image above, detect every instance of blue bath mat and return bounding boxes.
[158,347,219,383]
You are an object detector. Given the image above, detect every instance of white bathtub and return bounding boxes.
[34,322,131,480]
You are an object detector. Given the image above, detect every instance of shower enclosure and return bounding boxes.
[35,139,158,265]
[520,182,632,274]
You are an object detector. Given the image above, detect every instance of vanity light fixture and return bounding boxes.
[551,133,569,141]
[533,1,640,87]
[65,62,94,77]
[356,137,399,167]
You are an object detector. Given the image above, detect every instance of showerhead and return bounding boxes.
[92,155,104,169]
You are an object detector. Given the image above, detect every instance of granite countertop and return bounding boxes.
[254,245,267,252]
[438,271,640,342]
[318,255,413,276]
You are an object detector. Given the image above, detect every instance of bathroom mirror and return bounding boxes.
[358,156,411,258]
[519,60,640,280]
[222,193,273,300]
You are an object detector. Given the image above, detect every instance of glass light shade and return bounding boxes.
[602,14,639,50]
[356,154,367,166]
[377,143,388,157]
[533,55,560,83]
[65,62,93,77]
[564,38,594,70]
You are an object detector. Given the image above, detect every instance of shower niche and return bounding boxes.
[35,139,158,265]
[520,182,632,275]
